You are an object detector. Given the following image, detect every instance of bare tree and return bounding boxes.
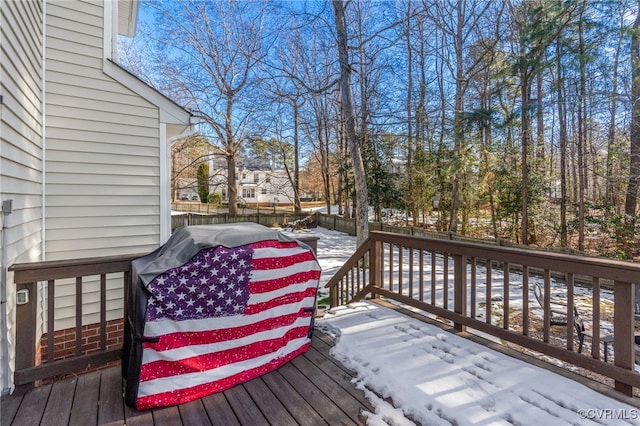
[147,0,269,215]
[333,0,370,246]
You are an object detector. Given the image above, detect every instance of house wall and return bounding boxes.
[0,0,45,393]
[45,0,164,327]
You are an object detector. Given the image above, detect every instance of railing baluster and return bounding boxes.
[371,241,381,298]
[591,277,601,359]
[486,260,492,325]
[409,248,414,299]
[443,254,449,310]
[503,262,510,330]
[389,243,394,292]
[613,280,634,395]
[100,274,107,351]
[350,268,355,300]
[431,252,436,305]
[75,276,82,357]
[543,270,551,343]
[470,258,476,319]
[123,270,130,324]
[419,250,424,302]
[47,280,55,362]
[356,259,361,296]
[566,272,574,351]
[398,245,403,296]
[522,266,529,336]
[453,254,466,332]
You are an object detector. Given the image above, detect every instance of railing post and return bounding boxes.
[15,281,38,391]
[370,239,382,299]
[613,280,634,396]
[453,254,467,332]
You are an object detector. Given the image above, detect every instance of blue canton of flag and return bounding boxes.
[145,245,254,321]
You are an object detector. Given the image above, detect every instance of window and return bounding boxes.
[261,187,267,195]
[242,188,256,198]
[254,173,259,183]
[265,175,271,183]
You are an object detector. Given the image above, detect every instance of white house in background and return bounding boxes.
[210,166,296,207]
[0,0,192,393]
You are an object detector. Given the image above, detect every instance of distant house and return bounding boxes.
[0,0,192,393]
[210,166,296,207]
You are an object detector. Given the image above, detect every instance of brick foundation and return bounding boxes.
[38,318,124,381]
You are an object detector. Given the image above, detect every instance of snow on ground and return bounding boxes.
[284,226,640,425]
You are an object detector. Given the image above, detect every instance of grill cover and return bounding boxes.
[122,223,321,410]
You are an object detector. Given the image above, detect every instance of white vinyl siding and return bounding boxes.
[45,1,162,264]
[0,0,44,392]
[44,1,164,329]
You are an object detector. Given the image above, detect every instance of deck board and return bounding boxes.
[98,366,125,425]
[261,370,329,425]
[1,330,370,425]
[201,392,241,426]
[151,405,181,424]
[41,378,76,426]
[304,345,371,408]
[177,399,211,425]
[69,370,100,426]
[290,355,367,424]
[225,384,270,425]
[124,402,154,426]
[1,390,21,425]
[12,383,52,426]
[243,377,298,425]
[278,362,358,426]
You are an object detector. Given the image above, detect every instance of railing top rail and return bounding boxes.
[9,253,146,284]
[370,231,640,283]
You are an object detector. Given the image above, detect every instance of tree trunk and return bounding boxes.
[623,3,640,256]
[333,1,370,247]
[226,96,238,215]
[557,38,568,248]
[577,15,586,251]
[536,69,545,169]
[405,0,415,226]
[520,67,531,245]
[293,101,302,213]
[606,16,622,208]
[449,1,465,233]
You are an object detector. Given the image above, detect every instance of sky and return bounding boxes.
[290,226,640,426]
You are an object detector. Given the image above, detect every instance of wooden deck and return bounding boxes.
[1,330,373,426]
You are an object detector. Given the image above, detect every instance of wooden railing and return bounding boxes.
[325,231,640,397]
[9,254,143,388]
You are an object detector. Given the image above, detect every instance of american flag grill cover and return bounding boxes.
[122,223,321,410]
